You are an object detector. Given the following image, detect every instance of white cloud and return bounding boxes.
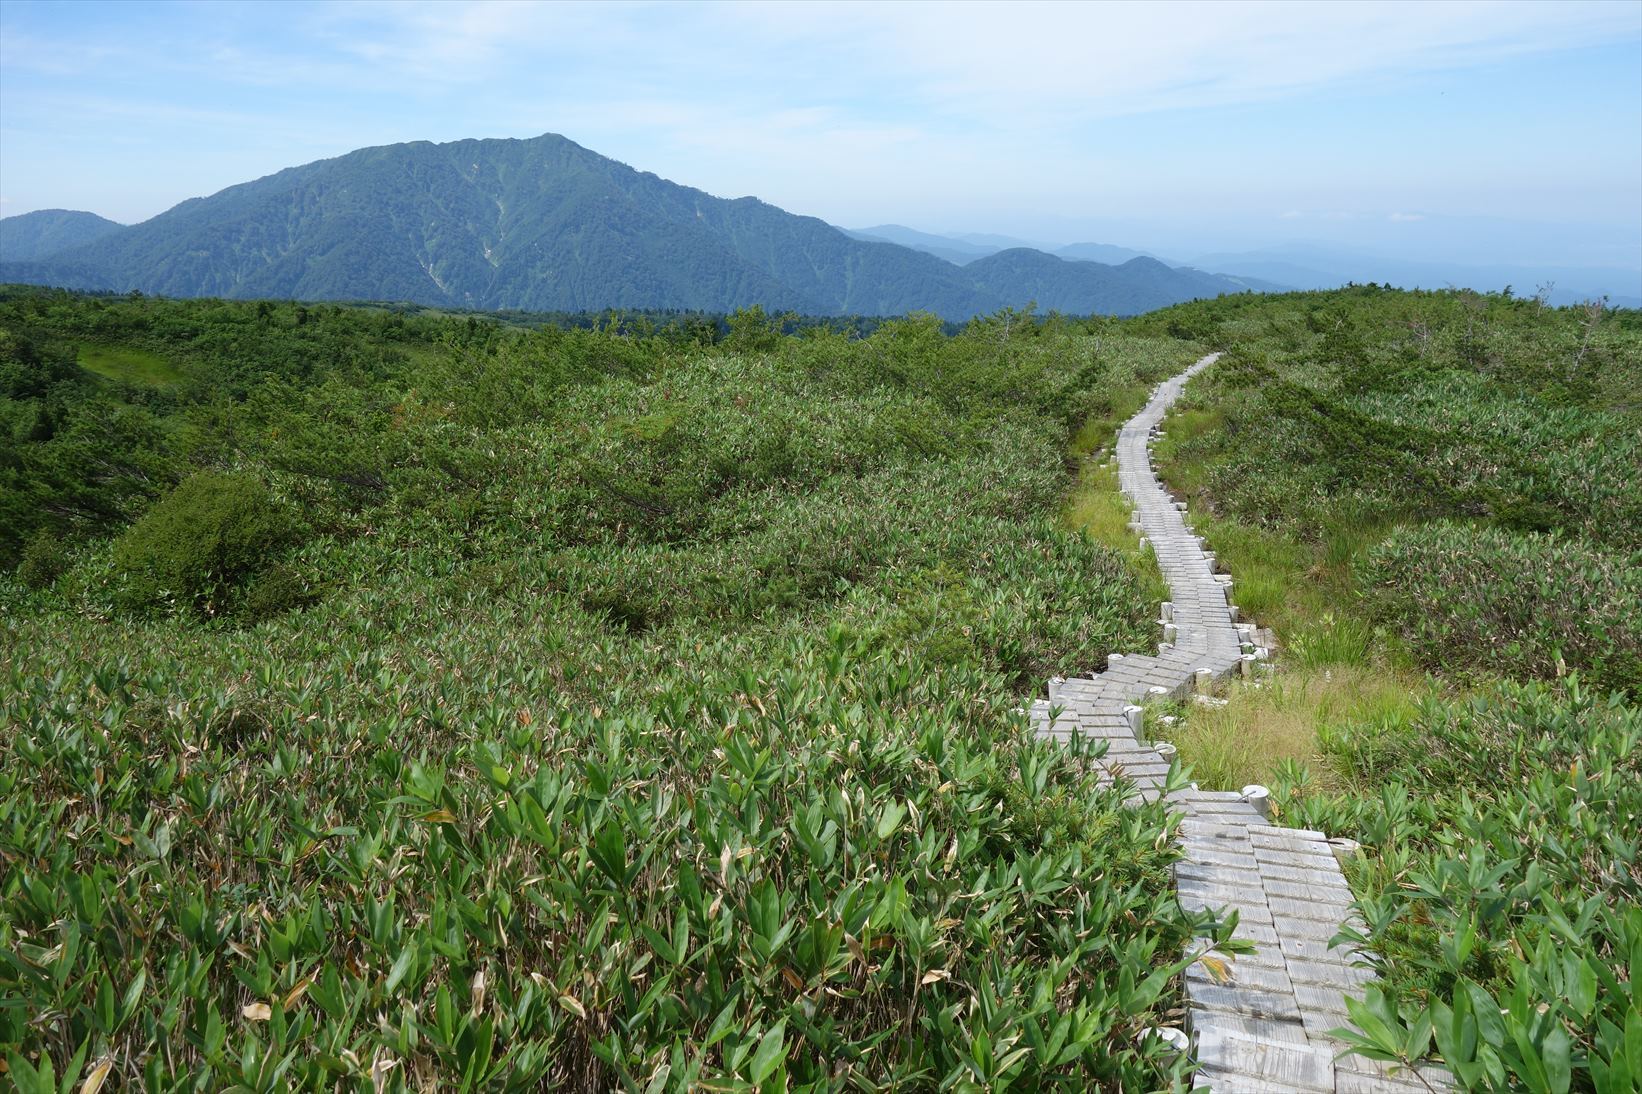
[3,0,1637,233]
[188,1,1642,117]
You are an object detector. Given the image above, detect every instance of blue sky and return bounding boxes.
[2,0,1639,272]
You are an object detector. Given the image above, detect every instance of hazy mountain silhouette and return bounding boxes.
[2,134,1269,317]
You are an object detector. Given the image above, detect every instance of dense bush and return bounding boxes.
[14,529,69,590]
[0,632,1230,1090]
[111,470,305,618]
[1151,289,1642,552]
[1362,523,1642,697]
[1276,680,1642,1092]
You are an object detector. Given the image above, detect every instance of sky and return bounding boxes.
[1,0,1640,276]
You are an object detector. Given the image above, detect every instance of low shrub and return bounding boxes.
[15,529,69,589]
[1275,680,1642,1092]
[1361,522,1642,697]
[111,470,305,618]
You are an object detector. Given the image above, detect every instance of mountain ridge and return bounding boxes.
[1,133,1266,318]
[0,209,127,263]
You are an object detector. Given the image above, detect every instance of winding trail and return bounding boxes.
[1032,354,1449,1092]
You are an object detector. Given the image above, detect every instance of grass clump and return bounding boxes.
[1161,666,1422,792]
[1063,457,1169,610]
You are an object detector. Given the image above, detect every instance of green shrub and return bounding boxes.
[236,561,321,621]
[1277,680,1642,1092]
[15,529,69,589]
[112,471,305,618]
[1361,522,1642,697]
[2,301,1223,1089]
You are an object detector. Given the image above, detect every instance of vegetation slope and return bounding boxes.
[1141,286,1641,1093]
[1,288,1234,1090]
[6,284,1637,1092]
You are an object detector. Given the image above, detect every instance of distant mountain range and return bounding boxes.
[1186,244,1641,309]
[0,133,1272,319]
[844,225,1163,270]
[842,224,1641,310]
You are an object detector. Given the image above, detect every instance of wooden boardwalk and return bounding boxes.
[1032,355,1448,1092]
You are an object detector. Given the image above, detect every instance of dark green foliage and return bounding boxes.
[15,528,68,589]
[1362,523,1642,697]
[0,395,178,568]
[111,471,304,617]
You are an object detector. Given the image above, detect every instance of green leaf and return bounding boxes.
[119,968,147,1028]
[1463,979,1507,1049]
[1542,1023,1572,1094]
[749,1021,786,1084]
[385,947,416,995]
[5,1052,55,1094]
[876,800,906,840]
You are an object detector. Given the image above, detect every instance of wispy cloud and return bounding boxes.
[1,0,1637,248]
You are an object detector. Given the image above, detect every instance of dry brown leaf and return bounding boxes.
[559,994,587,1019]
[1195,954,1232,984]
[242,1002,272,1021]
[281,979,311,1009]
[80,1056,114,1094]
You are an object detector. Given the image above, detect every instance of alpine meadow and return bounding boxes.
[3,283,1639,1091]
[4,1,1642,1091]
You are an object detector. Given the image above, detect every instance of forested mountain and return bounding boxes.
[0,209,126,262]
[2,133,1265,317]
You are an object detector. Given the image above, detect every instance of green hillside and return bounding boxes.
[0,209,126,263]
[967,250,1274,317]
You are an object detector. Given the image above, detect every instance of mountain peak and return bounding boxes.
[2,135,1271,317]
[0,209,127,263]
